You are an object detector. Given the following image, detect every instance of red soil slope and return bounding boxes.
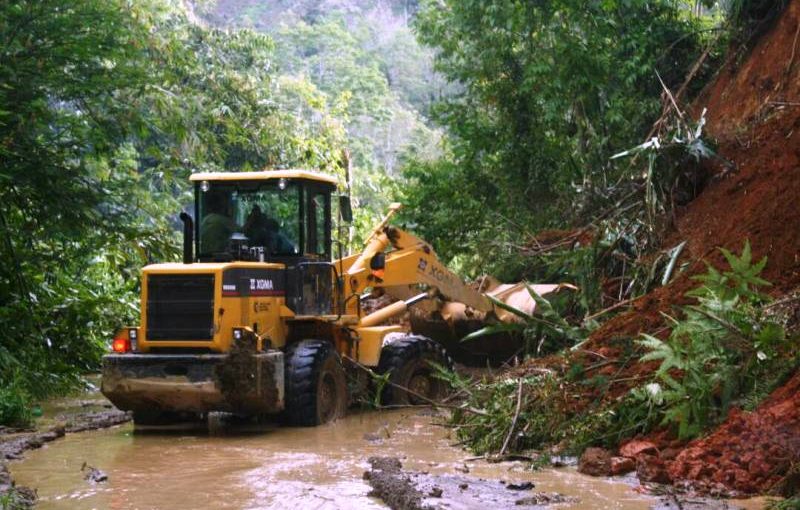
[667,2,800,494]
[583,0,800,348]
[669,372,800,495]
[679,0,800,292]
[574,0,800,495]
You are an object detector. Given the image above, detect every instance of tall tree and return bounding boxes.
[0,0,347,405]
[401,0,708,266]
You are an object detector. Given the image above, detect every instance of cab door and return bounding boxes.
[286,182,334,315]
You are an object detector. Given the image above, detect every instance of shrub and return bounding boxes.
[634,241,787,439]
[0,381,33,428]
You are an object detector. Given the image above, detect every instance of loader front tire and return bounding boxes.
[377,335,454,406]
[283,339,348,426]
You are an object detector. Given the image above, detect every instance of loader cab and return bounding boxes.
[191,171,336,264]
[190,170,339,316]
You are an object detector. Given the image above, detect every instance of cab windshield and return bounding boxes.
[197,181,300,260]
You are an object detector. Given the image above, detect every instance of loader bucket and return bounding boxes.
[409,280,577,366]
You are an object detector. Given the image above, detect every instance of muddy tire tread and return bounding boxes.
[377,335,454,405]
[283,339,345,426]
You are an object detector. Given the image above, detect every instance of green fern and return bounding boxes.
[634,240,787,440]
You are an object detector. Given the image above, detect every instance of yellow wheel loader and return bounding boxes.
[101,170,569,426]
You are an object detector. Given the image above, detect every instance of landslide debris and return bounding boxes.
[363,457,575,509]
[451,0,800,498]
[669,372,800,496]
[574,0,800,494]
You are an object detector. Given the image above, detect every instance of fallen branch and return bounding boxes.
[577,349,608,360]
[462,453,538,463]
[343,355,489,417]
[583,295,639,323]
[499,378,524,456]
[662,240,687,286]
[610,375,649,385]
[786,20,800,77]
[764,293,800,309]
[656,69,684,119]
[634,35,717,164]
[584,359,622,372]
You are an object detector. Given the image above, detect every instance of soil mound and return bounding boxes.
[585,0,800,347]
[669,372,800,495]
[663,0,800,494]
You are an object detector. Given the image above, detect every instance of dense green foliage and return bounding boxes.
[0,381,32,428]
[399,0,716,271]
[205,0,446,238]
[447,243,792,455]
[396,0,793,323]
[0,0,346,413]
[634,242,787,439]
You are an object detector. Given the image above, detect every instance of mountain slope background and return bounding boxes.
[198,0,447,224]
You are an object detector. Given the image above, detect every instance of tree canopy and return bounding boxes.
[400,0,714,272]
[0,0,346,402]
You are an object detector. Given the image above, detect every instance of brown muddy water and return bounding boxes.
[9,410,767,510]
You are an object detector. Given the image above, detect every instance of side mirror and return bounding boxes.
[339,194,353,223]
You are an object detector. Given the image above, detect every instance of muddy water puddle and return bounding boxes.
[8,410,762,509]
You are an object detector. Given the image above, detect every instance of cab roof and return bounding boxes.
[189,170,338,185]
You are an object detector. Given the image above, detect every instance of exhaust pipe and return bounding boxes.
[179,212,193,264]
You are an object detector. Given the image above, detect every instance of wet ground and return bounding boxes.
[9,411,638,509]
[5,405,770,510]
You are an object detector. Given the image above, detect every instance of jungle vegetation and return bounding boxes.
[0,0,792,427]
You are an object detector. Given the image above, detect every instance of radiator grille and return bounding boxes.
[146,274,215,341]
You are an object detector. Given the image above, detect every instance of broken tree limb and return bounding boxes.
[786,20,800,77]
[656,69,684,119]
[499,378,524,456]
[632,36,718,164]
[343,355,490,417]
[662,240,688,286]
[582,295,639,323]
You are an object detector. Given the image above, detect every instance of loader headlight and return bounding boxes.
[128,328,138,351]
[233,328,243,341]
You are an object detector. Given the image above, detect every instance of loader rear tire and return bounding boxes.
[377,335,454,406]
[283,339,348,426]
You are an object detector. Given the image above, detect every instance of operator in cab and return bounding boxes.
[199,191,236,255]
[244,204,297,255]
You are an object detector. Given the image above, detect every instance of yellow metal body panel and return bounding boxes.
[340,225,492,317]
[189,170,338,185]
[353,325,404,366]
[133,204,501,367]
[138,262,291,353]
